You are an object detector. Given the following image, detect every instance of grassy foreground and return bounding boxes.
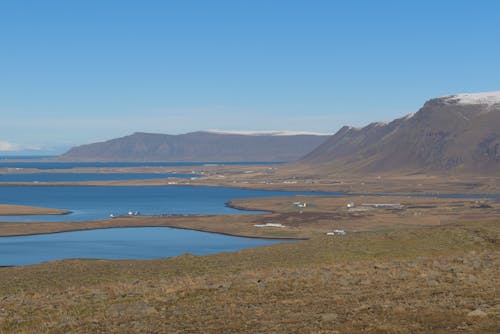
[0,220,498,333]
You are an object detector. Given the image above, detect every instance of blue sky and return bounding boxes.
[1,0,499,153]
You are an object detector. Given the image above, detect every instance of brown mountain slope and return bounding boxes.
[300,91,500,175]
[58,131,330,162]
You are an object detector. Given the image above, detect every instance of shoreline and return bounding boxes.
[0,162,499,195]
[0,223,306,267]
[0,222,307,241]
[0,204,71,216]
[0,180,498,196]
[0,214,307,239]
[1,195,499,240]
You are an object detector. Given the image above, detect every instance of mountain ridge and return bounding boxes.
[300,91,500,175]
[57,131,330,162]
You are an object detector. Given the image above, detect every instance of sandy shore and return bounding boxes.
[0,204,70,216]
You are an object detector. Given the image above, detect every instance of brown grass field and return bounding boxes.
[0,220,498,333]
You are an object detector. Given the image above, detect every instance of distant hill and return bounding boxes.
[300,91,500,175]
[58,131,330,162]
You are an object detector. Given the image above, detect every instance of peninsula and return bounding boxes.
[0,204,70,216]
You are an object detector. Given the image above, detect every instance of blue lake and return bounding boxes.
[0,227,287,266]
[0,172,195,182]
[0,155,54,160]
[0,185,336,222]
[0,184,326,265]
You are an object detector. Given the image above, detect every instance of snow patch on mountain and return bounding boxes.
[441,91,500,106]
[205,130,332,136]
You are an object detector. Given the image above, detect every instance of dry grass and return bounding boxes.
[0,220,498,333]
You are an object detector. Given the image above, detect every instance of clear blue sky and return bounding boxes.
[1,0,499,153]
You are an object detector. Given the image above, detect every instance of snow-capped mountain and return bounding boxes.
[205,130,332,136]
[440,91,500,107]
[300,91,500,175]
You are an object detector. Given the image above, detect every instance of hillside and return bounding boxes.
[300,91,500,175]
[58,131,330,162]
[0,220,498,333]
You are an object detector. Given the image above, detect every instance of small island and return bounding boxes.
[0,204,71,216]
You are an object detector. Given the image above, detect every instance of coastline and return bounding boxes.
[1,195,499,239]
[0,221,307,241]
[0,214,308,239]
[0,204,71,216]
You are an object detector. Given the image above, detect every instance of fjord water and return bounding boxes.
[0,172,195,182]
[0,185,335,222]
[0,184,315,266]
[0,227,287,266]
[0,160,283,170]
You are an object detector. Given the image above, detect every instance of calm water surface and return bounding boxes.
[0,227,288,266]
[0,172,195,182]
[0,161,283,170]
[0,185,337,222]
[0,184,311,266]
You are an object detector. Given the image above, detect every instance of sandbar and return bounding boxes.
[0,204,71,216]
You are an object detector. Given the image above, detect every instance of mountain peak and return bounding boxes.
[300,91,500,175]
